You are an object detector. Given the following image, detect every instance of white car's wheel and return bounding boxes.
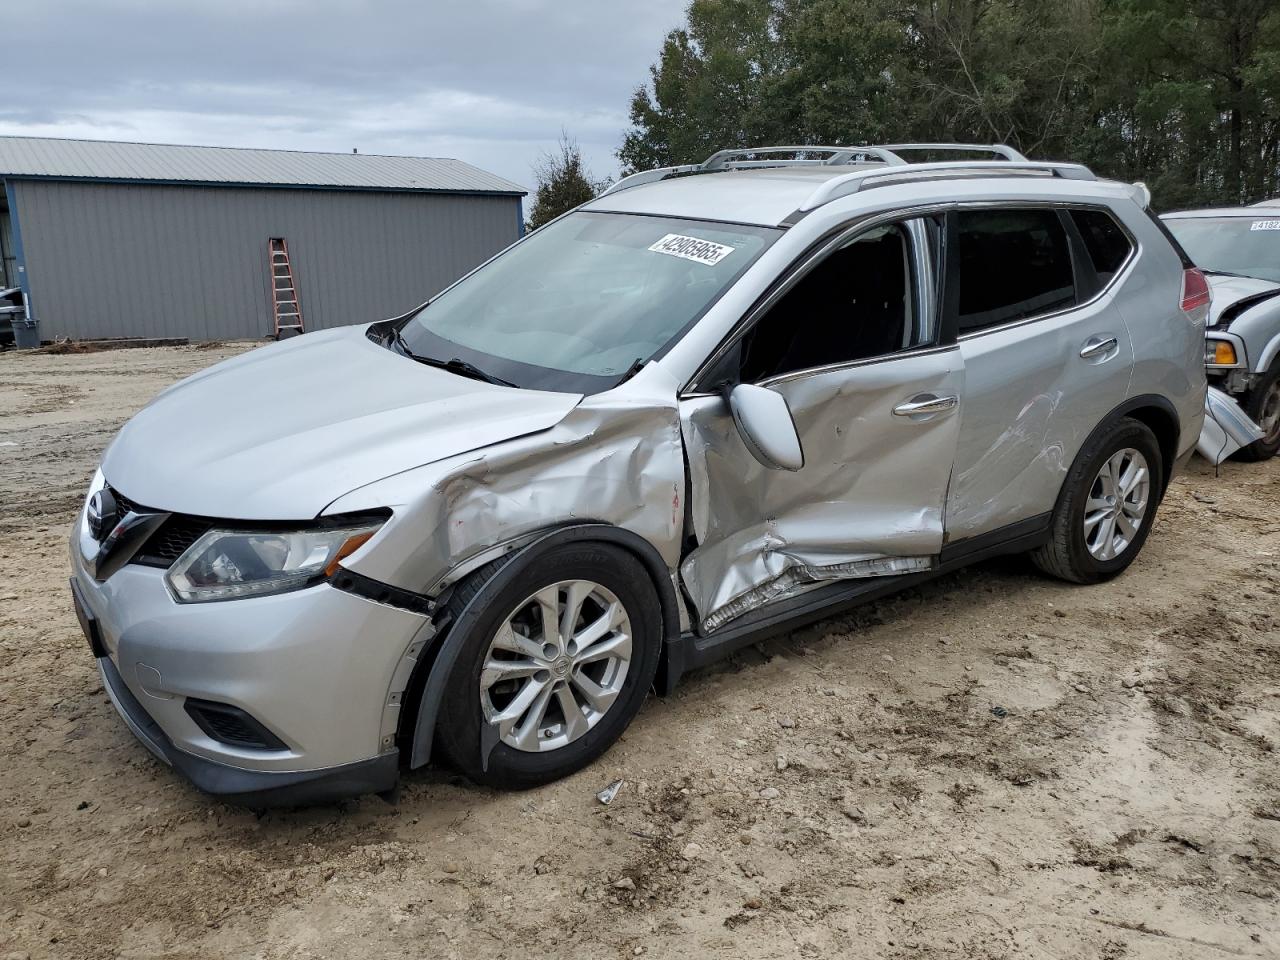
[1032,418,1163,584]
[436,543,661,789]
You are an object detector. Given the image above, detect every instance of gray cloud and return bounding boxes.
[2,0,688,190]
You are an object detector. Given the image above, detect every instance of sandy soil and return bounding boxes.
[1,343,1278,960]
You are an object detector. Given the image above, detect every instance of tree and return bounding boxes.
[527,135,606,231]
[619,0,791,172]
[618,0,1280,207]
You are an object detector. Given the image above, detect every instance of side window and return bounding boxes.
[1071,209,1133,284]
[954,209,1076,333]
[734,220,932,383]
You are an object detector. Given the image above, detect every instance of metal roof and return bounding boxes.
[0,136,525,195]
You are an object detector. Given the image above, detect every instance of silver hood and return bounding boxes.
[1205,274,1280,327]
[100,326,582,520]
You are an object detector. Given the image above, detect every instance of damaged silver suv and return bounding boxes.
[70,143,1207,804]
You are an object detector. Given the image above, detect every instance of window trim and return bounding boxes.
[945,201,1139,343]
[757,341,961,389]
[684,205,952,397]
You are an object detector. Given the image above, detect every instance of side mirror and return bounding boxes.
[728,383,805,471]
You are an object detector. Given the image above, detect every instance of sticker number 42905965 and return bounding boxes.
[1250,220,1280,231]
[648,233,736,266]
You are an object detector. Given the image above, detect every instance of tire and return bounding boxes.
[436,542,661,789]
[1235,362,1280,462]
[1031,417,1163,584]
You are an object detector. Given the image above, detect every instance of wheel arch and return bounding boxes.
[401,523,681,770]
[1076,394,1180,497]
[1253,331,1280,374]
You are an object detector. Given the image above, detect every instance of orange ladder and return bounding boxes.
[267,238,304,338]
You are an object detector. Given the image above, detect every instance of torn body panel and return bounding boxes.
[328,363,688,599]
[678,348,963,633]
[1198,386,1265,463]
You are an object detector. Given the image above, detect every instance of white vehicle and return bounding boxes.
[1163,207,1280,459]
[71,144,1206,805]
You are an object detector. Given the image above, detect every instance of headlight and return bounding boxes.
[1205,339,1238,366]
[167,523,382,603]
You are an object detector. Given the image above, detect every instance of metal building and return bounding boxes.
[0,136,526,348]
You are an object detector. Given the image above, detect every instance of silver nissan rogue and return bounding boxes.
[70,143,1207,804]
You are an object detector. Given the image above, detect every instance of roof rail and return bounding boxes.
[700,145,908,169]
[599,142,1057,201]
[599,144,902,198]
[876,143,1028,162]
[798,160,1097,210]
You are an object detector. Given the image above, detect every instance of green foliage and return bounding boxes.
[527,135,607,231]
[619,0,1280,208]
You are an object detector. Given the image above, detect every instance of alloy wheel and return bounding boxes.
[479,580,633,752]
[1083,447,1150,561]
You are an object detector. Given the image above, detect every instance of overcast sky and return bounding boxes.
[2,0,689,192]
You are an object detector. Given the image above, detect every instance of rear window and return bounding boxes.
[1071,209,1133,283]
[955,209,1076,333]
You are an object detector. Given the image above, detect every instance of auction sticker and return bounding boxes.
[1250,220,1280,231]
[648,233,735,266]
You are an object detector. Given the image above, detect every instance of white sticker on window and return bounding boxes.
[647,233,736,266]
[1250,220,1280,231]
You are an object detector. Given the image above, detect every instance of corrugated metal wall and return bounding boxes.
[9,179,521,340]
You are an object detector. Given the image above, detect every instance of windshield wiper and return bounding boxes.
[617,357,646,384]
[435,357,518,388]
[1201,268,1255,280]
[390,326,417,357]
[390,329,517,387]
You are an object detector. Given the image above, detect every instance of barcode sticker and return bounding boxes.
[648,234,736,266]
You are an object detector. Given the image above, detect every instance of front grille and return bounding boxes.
[184,699,287,751]
[109,487,142,517]
[105,484,214,568]
[132,515,216,567]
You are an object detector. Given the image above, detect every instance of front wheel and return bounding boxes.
[1031,417,1163,584]
[1236,362,1280,462]
[436,543,661,789]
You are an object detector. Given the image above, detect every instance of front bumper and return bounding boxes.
[98,654,400,805]
[70,516,434,804]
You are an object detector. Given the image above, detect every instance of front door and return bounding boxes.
[678,216,964,633]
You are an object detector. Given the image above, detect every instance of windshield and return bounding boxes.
[1163,215,1280,284]
[397,211,780,392]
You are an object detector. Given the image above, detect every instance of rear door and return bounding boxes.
[678,214,963,633]
[943,205,1136,541]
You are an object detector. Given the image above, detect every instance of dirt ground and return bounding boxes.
[1,343,1278,960]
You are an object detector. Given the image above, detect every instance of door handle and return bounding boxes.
[893,394,959,417]
[1079,336,1119,359]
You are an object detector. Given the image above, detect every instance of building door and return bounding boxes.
[0,202,15,289]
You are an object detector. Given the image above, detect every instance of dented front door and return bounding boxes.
[678,346,963,633]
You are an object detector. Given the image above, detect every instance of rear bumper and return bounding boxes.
[99,655,399,806]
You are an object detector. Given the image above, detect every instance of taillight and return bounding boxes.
[1181,267,1210,312]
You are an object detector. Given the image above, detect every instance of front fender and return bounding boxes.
[1256,330,1280,374]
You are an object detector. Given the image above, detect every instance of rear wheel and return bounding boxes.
[1236,362,1280,462]
[436,543,661,789]
[1031,417,1163,584]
